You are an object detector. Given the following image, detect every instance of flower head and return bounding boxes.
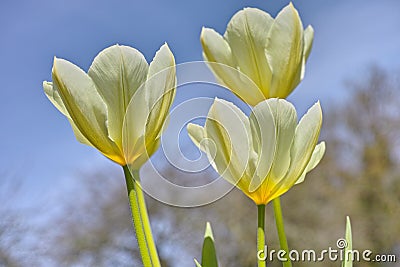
[201,3,313,106]
[187,98,325,205]
[43,44,176,168]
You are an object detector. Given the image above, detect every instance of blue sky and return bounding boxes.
[0,0,400,205]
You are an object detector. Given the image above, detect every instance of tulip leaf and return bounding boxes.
[200,222,218,267]
[342,216,353,267]
[194,259,202,267]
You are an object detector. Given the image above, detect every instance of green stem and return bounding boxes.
[133,169,160,267]
[257,204,266,267]
[123,166,161,267]
[273,197,292,267]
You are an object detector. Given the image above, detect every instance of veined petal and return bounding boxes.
[272,101,322,195]
[204,98,253,187]
[295,141,325,184]
[44,81,93,146]
[201,28,265,106]
[52,57,118,159]
[88,45,149,149]
[187,123,206,149]
[201,27,234,70]
[267,99,297,181]
[127,135,161,171]
[266,3,304,97]
[300,25,314,80]
[187,123,224,176]
[248,100,276,192]
[43,81,68,117]
[224,8,273,97]
[122,88,148,165]
[122,44,176,167]
[145,43,176,141]
[303,25,314,61]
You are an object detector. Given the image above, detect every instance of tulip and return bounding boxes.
[43,44,176,267]
[187,98,325,205]
[43,44,176,168]
[201,3,313,106]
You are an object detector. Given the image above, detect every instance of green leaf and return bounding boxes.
[201,222,218,267]
[194,259,202,267]
[342,216,353,267]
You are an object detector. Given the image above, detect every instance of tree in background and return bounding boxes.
[283,65,400,266]
[0,173,40,267]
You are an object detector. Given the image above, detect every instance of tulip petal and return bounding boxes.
[224,8,273,98]
[123,90,146,166]
[204,98,253,187]
[201,27,234,70]
[295,141,325,184]
[273,101,322,194]
[122,44,176,166]
[187,123,224,174]
[248,100,276,192]
[201,28,264,106]
[266,3,304,97]
[187,123,206,149]
[145,43,176,141]
[267,99,297,181]
[303,25,314,62]
[44,81,93,146]
[88,45,149,149]
[52,58,117,157]
[43,81,68,116]
[300,25,314,80]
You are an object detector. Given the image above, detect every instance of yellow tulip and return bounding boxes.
[187,98,325,205]
[201,3,313,106]
[43,44,176,168]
